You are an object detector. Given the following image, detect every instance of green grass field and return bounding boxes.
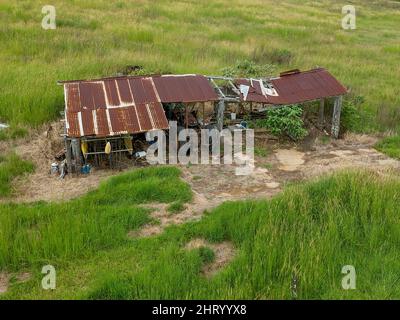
[0,0,399,130]
[375,135,400,159]
[1,168,399,299]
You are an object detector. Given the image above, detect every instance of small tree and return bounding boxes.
[255,105,308,141]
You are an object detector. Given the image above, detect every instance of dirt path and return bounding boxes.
[182,133,400,207]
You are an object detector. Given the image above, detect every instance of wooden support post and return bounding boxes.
[202,102,205,128]
[318,98,325,128]
[216,99,225,131]
[71,138,82,173]
[331,96,343,139]
[65,138,72,173]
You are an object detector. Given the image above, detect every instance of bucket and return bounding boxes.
[51,163,59,174]
[81,164,91,174]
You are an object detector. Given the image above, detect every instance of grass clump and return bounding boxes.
[254,146,269,157]
[198,246,215,264]
[0,126,28,141]
[375,135,400,159]
[167,201,185,214]
[221,59,276,78]
[0,153,34,197]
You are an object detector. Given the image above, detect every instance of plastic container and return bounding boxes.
[51,163,59,174]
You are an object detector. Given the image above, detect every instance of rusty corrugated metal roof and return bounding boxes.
[153,75,219,103]
[236,68,347,105]
[63,74,218,138]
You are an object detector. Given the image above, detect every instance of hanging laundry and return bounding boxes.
[105,142,112,155]
[81,141,88,158]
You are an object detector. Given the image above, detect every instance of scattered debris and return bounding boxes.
[51,162,59,174]
[185,238,236,277]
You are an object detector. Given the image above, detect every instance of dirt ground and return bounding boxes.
[180,132,400,209]
[0,122,126,203]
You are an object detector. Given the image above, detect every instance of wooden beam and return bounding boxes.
[71,138,82,173]
[319,98,325,128]
[331,96,342,139]
[65,138,72,173]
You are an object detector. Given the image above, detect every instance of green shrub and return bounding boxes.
[254,146,269,157]
[340,95,365,133]
[221,59,275,78]
[255,105,308,141]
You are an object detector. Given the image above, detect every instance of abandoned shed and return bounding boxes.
[59,68,347,172]
[59,74,220,171]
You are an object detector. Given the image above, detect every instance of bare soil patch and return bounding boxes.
[185,238,236,277]
[130,192,217,238]
[275,149,305,171]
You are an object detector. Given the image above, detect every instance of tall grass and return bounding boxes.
[0,166,192,270]
[0,153,34,197]
[2,169,399,299]
[86,170,400,300]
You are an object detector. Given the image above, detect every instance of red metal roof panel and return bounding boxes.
[104,79,120,106]
[66,112,80,137]
[95,109,110,137]
[153,75,219,103]
[236,68,347,105]
[116,78,133,104]
[63,74,219,137]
